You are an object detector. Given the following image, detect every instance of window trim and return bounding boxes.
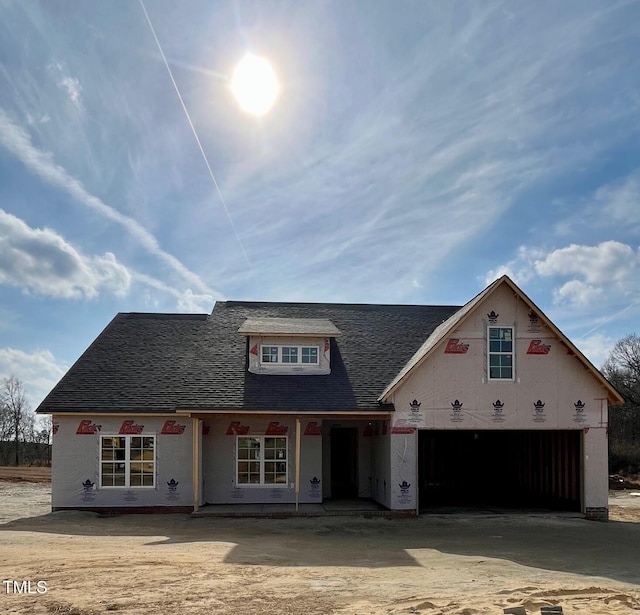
[259,344,320,366]
[236,435,289,488]
[99,435,156,489]
[487,325,515,381]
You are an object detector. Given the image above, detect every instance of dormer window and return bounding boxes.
[261,345,320,365]
[239,317,341,376]
[262,346,279,363]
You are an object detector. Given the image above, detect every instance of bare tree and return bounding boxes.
[34,415,53,464]
[603,335,640,472]
[602,333,640,407]
[0,375,32,465]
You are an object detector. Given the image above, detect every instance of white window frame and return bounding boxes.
[236,436,288,487]
[487,326,515,381]
[259,344,320,365]
[99,435,156,488]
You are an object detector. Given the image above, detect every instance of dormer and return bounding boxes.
[238,317,341,375]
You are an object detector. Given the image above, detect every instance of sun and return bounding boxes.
[231,53,279,116]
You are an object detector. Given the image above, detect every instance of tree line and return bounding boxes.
[603,334,640,473]
[0,376,51,466]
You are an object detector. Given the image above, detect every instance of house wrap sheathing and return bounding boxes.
[38,276,622,520]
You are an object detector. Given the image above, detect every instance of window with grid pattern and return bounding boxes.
[237,436,288,486]
[100,436,155,487]
[488,326,514,380]
[259,345,319,365]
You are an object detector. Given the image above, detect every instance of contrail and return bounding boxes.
[0,109,221,300]
[139,0,251,268]
[578,299,640,339]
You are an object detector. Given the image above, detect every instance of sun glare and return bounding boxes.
[231,53,279,116]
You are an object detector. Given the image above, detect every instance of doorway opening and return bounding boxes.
[330,427,358,498]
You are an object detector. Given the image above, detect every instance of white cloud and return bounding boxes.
[484,246,546,286]
[0,347,67,408]
[489,241,640,306]
[0,109,222,299]
[58,76,83,111]
[552,279,603,308]
[47,60,84,112]
[594,173,640,230]
[0,209,131,299]
[131,272,214,312]
[573,332,617,370]
[534,241,639,289]
[176,289,214,313]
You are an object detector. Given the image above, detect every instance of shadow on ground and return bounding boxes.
[2,510,640,585]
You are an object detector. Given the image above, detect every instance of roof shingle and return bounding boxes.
[36,301,461,414]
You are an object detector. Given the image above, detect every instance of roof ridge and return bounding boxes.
[218,300,462,309]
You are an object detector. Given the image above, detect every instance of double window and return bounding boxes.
[488,326,514,380]
[261,345,319,365]
[237,436,288,486]
[100,435,155,487]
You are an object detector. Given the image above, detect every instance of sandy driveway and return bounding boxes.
[1,482,640,615]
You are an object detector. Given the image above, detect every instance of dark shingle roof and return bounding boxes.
[36,301,460,414]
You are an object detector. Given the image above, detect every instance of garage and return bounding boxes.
[418,430,582,512]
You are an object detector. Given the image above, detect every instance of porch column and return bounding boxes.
[192,417,201,513]
[295,418,301,511]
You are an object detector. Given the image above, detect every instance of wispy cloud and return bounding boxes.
[0,347,67,408]
[0,109,222,299]
[58,76,83,110]
[594,172,640,231]
[132,272,213,313]
[216,3,636,302]
[0,209,131,299]
[572,332,617,369]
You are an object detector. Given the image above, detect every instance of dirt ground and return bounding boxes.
[0,466,51,483]
[2,479,640,614]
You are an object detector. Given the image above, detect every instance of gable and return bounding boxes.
[380,276,623,406]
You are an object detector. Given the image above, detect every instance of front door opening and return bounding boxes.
[330,427,358,498]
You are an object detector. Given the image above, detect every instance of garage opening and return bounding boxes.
[418,430,581,512]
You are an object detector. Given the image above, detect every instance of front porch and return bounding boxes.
[192,498,410,518]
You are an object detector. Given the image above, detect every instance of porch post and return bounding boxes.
[192,417,201,513]
[295,418,301,511]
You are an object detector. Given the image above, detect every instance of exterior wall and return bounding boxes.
[202,416,323,504]
[390,431,417,510]
[389,284,611,514]
[51,415,194,509]
[370,422,391,508]
[584,426,609,519]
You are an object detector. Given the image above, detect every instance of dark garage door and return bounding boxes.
[418,430,582,512]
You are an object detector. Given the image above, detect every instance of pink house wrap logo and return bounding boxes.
[119,420,144,434]
[226,421,249,435]
[444,338,469,354]
[160,420,186,435]
[265,421,288,436]
[391,420,415,434]
[527,340,551,355]
[304,421,322,436]
[76,420,101,435]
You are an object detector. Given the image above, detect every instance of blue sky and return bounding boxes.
[1,1,639,409]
